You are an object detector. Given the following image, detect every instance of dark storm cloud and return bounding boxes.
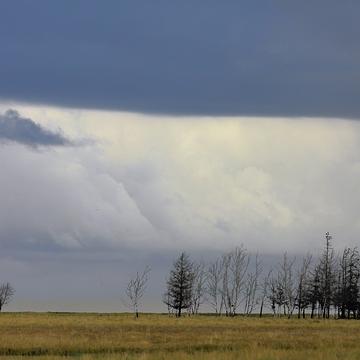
[0,109,71,147]
[0,1,359,118]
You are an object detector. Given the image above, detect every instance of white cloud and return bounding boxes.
[0,143,157,252]
[0,102,360,255]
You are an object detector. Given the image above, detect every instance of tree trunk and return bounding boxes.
[259,300,264,318]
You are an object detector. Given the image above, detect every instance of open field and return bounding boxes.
[0,313,360,359]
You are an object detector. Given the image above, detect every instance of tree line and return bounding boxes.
[126,232,360,319]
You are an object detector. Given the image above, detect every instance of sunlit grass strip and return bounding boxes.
[0,313,360,358]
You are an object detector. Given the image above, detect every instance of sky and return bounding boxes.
[0,2,360,312]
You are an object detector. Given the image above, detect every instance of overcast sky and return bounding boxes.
[0,2,360,311]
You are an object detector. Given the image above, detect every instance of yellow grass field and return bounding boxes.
[0,313,360,359]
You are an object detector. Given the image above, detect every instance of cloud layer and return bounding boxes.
[1,104,360,257]
[0,2,359,117]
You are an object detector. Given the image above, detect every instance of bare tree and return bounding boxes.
[259,269,272,318]
[221,246,249,316]
[335,247,360,319]
[268,253,296,317]
[125,266,151,318]
[296,254,312,318]
[0,283,15,311]
[308,264,321,318]
[243,253,262,315]
[190,261,207,315]
[268,272,287,317]
[207,257,224,315]
[279,252,297,318]
[318,232,336,318]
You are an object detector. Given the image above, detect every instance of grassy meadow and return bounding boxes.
[0,313,359,359]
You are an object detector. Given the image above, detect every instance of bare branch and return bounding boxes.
[0,282,15,311]
[125,266,151,318]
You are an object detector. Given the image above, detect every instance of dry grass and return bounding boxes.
[0,313,360,359]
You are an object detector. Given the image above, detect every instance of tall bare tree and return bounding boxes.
[319,232,336,318]
[268,253,296,317]
[296,254,312,318]
[268,275,282,316]
[335,247,360,319]
[308,264,321,318]
[190,261,207,315]
[125,266,151,318]
[0,283,15,311]
[279,252,297,318]
[259,269,272,318]
[243,253,262,315]
[207,257,224,315]
[221,246,249,316]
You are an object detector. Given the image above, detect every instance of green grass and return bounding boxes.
[0,313,360,359]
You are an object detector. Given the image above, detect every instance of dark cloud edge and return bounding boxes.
[1,96,358,121]
[0,108,92,148]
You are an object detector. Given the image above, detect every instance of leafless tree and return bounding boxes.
[207,257,224,315]
[125,266,151,318]
[278,252,297,318]
[259,269,272,317]
[296,253,312,318]
[268,275,282,316]
[190,261,207,314]
[308,264,321,318]
[221,246,249,316]
[335,247,360,319]
[0,282,15,311]
[319,232,336,318]
[306,232,337,319]
[268,253,296,317]
[243,253,262,315]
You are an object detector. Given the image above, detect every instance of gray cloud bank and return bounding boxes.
[0,110,71,147]
[0,1,359,118]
